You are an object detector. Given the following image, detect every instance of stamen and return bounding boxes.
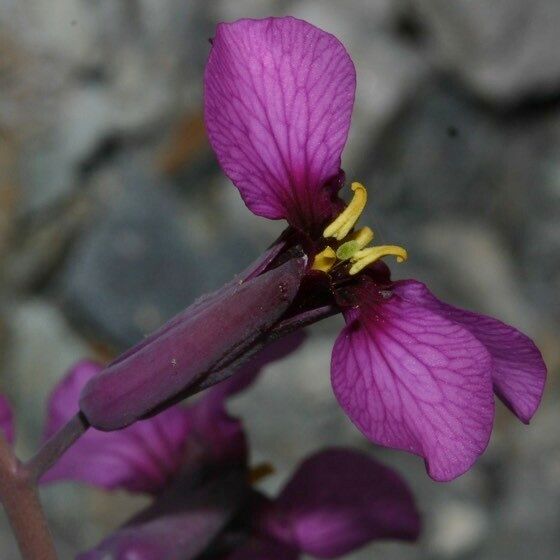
[349,245,408,275]
[317,181,408,275]
[311,246,337,273]
[323,182,367,240]
[351,226,374,247]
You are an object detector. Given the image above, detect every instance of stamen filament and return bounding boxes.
[312,246,337,273]
[323,182,367,240]
[349,245,408,275]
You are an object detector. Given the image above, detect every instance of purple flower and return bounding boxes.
[202,16,547,481]
[0,395,14,445]
[78,448,419,560]
[43,353,419,560]
[76,15,545,482]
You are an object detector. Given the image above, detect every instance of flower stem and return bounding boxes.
[26,412,90,482]
[0,433,58,560]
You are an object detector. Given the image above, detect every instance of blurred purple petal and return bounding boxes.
[0,394,14,444]
[263,448,419,558]
[331,282,495,481]
[42,361,192,494]
[394,280,547,423]
[78,470,247,560]
[205,17,355,232]
[43,360,102,436]
[189,331,306,466]
[80,257,305,430]
[43,332,304,491]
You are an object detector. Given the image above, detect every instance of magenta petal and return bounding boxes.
[80,257,305,430]
[205,17,356,231]
[0,394,14,444]
[331,284,495,481]
[42,360,192,494]
[263,448,419,558]
[394,280,547,423]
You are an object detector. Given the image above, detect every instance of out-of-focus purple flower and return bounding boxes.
[41,360,195,493]
[47,349,419,560]
[79,470,248,560]
[227,448,420,560]
[79,448,419,560]
[43,332,305,492]
[0,395,14,444]
[201,16,547,481]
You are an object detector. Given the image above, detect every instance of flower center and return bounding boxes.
[312,182,407,275]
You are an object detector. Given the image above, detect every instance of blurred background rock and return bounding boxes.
[1,0,559,558]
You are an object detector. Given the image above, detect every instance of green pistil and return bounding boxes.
[336,240,360,261]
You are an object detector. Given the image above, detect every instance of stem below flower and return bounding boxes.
[0,433,58,560]
[26,412,90,482]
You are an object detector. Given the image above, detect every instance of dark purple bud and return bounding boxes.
[80,257,305,430]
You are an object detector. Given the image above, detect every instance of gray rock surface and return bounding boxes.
[55,160,276,349]
[416,0,560,104]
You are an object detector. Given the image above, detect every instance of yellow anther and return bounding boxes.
[349,245,408,275]
[350,226,374,249]
[249,462,275,484]
[311,246,337,273]
[323,182,367,241]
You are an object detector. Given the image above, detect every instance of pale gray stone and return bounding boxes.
[416,0,560,103]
